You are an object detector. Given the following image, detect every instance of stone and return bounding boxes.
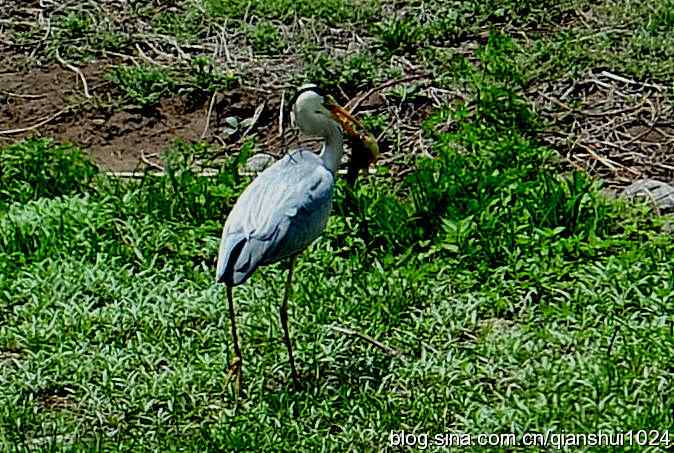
[620,179,674,212]
[244,153,275,174]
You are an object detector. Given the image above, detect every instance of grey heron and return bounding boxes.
[216,85,379,390]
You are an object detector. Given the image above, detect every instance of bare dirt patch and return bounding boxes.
[0,62,211,171]
[0,59,411,175]
[4,60,672,191]
[0,58,296,172]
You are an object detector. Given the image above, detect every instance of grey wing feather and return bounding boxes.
[216,150,334,286]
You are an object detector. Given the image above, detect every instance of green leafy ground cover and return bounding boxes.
[1,0,673,451]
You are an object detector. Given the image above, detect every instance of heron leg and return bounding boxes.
[280,255,300,388]
[226,285,243,393]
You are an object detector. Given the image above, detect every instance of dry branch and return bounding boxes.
[201,91,219,139]
[328,325,403,357]
[55,49,91,98]
[535,70,673,187]
[346,74,430,114]
[0,109,68,135]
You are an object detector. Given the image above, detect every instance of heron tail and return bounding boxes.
[216,234,268,286]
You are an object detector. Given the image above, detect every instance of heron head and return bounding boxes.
[291,85,331,136]
[291,84,380,165]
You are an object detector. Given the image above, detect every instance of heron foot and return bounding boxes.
[227,356,243,395]
[287,364,303,390]
[291,375,302,391]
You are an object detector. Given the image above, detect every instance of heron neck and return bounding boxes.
[320,122,343,174]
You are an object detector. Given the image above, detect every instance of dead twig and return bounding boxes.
[201,91,219,139]
[106,170,219,178]
[81,47,139,65]
[242,102,265,138]
[538,91,647,117]
[140,149,164,172]
[576,142,641,176]
[0,90,47,99]
[599,70,670,91]
[346,74,430,114]
[135,43,160,66]
[328,325,403,357]
[278,89,285,138]
[55,49,91,98]
[0,108,69,135]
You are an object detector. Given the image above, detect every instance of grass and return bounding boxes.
[106,65,177,108]
[242,20,289,55]
[2,0,674,451]
[1,74,673,450]
[8,0,674,82]
[106,59,237,108]
[203,0,380,24]
[8,0,673,113]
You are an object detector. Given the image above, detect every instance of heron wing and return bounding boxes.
[216,150,334,286]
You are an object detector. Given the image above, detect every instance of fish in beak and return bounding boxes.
[325,95,380,168]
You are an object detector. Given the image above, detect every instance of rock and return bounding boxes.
[620,179,674,212]
[244,153,275,174]
[222,116,239,137]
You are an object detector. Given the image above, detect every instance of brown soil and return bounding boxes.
[2,57,671,189]
[0,59,278,171]
[532,72,674,189]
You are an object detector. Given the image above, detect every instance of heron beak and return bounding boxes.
[325,96,380,165]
